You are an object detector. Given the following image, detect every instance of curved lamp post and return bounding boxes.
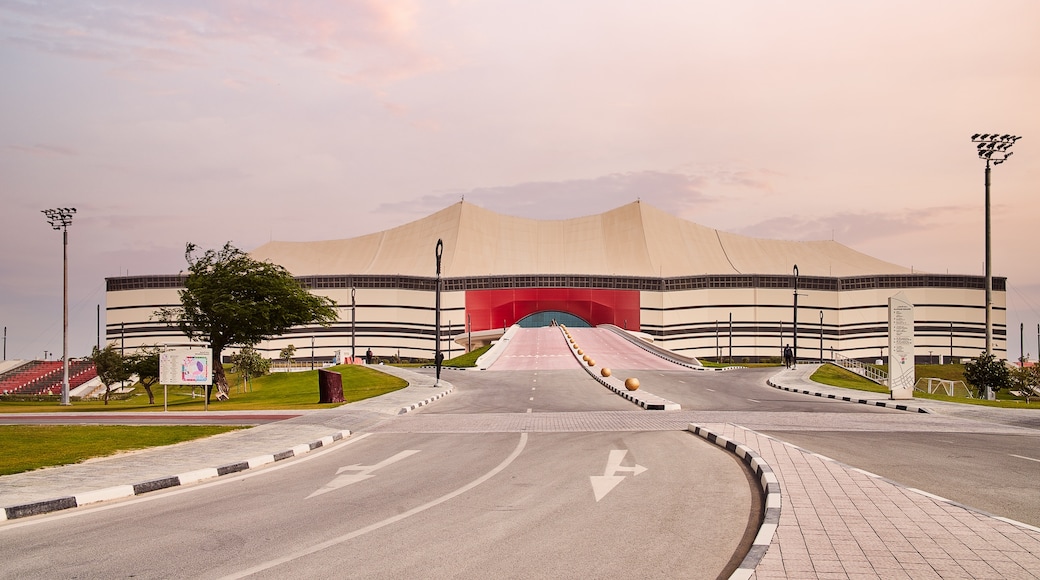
[434,239,444,383]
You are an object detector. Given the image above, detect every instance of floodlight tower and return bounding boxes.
[971,133,1021,362]
[42,207,77,406]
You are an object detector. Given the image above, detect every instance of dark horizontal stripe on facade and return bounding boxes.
[107,273,1007,293]
[640,303,1004,314]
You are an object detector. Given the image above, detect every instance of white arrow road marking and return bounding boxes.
[307,450,420,499]
[590,449,647,502]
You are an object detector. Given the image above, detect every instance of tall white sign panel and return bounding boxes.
[888,292,915,400]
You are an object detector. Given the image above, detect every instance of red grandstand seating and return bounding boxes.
[0,360,97,396]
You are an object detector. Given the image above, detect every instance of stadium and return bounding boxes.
[104,201,1006,365]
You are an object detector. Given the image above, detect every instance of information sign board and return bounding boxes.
[160,347,213,386]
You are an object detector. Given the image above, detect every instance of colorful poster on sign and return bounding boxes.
[181,356,210,384]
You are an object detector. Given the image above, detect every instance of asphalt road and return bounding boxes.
[4,327,1038,577]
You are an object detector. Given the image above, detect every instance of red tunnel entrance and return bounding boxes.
[465,288,640,331]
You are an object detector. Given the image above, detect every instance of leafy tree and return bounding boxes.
[963,351,1011,399]
[231,346,270,392]
[280,344,297,370]
[1009,365,1040,403]
[157,242,337,401]
[91,344,131,405]
[127,347,161,405]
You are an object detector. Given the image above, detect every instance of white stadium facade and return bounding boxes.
[105,201,1006,364]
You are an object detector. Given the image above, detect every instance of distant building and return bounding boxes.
[106,201,1006,363]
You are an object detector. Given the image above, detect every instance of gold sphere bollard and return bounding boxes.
[582,354,590,362]
[577,349,584,355]
[625,378,640,391]
[587,359,595,366]
[601,368,612,377]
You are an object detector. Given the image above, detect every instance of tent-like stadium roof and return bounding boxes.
[249,201,910,278]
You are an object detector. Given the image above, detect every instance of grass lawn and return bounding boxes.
[810,363,1040,409]
[443,345,491,368]
[0,425,242,475]
[0,364,407,413]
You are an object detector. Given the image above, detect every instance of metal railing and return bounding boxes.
[832,353,888,386]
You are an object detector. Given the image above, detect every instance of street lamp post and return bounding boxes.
[434,240,444,383]
[42,207,76,406]
[350,286,356,363]
[467,313,472,353]
[819,310,824,363]
[972,134,1021,358]
[792,265,800,366]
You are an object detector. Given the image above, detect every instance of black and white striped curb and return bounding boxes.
[561,327,681,410]
[766,378,931,414]
[688,424,780,580]
[398,386,454,414]
[1,430,350,522]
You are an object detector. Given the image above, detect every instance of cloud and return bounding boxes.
[733,206,976,243]
[374,170,720,220]
[0,0,437,83]
[4,143,78,157]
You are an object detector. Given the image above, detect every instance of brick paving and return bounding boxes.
[701,423,1040,579]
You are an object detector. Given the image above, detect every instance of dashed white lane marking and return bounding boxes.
[1010,454,1040,464]
[706,388,715,392]
[529,397,534,401]
[531,387,536,391]
[526,408,532,413]
[747,398,761,403]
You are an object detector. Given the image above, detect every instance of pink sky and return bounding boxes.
[1,1,1038,361]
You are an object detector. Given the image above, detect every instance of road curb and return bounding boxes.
[1,430,351,522]
[766,378,932,414]
[398,386,454,414]
[688,423,780,580]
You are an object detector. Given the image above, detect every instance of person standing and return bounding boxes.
[365,348,373,365]
[783,344,793,369]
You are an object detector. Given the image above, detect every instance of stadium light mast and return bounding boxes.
[971,133,1021,363]
[42,207,76,406]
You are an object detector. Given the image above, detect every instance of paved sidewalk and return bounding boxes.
[0,367,452,519]
[697,422,1040,579]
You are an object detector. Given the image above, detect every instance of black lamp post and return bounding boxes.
[42,207,76,405]
[972,133,1020,360]
[792,264,799,366]
[350,285,356,363]
[434,239,444,383]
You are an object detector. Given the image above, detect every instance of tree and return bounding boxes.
[230,346,270,392]
[127,347,161,405]
[157,242,337,401]
[1009,365,1040,403]
[963,351,1011,399]
[91,344,131,405]
[280,344,297,370]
